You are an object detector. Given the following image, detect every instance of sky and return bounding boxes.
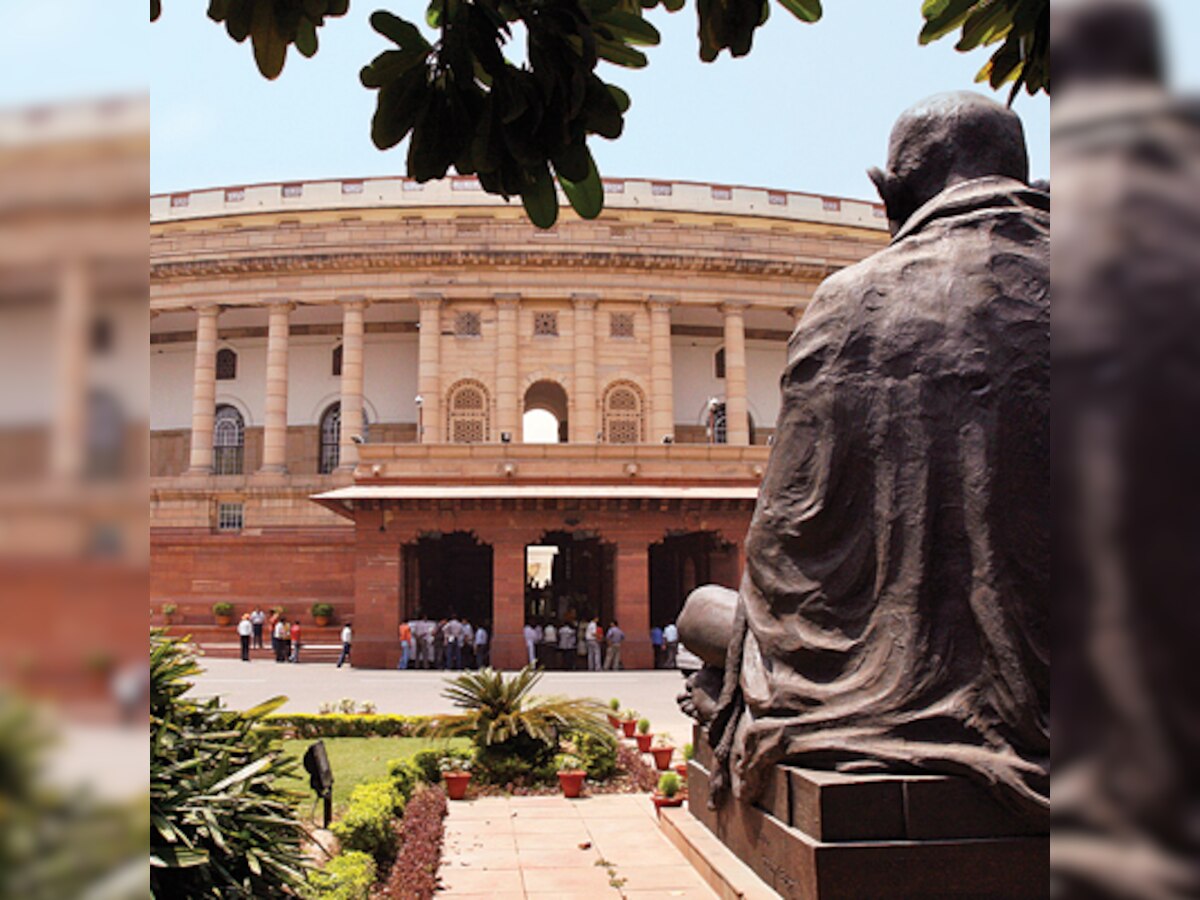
[2,2,1199,201]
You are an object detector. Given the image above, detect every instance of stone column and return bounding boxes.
[416,293,441,443]
[571,293,598,443]
[51,260,89,480]
[490,534,529,670]
[186,303,220,474]
[259,300,293,473]
[648,295,676,443]
[338,297,367,469]
[495,293,520,441]
[721,301,751,446]
[614,538,652,669]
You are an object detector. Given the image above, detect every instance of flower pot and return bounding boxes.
[442,771,472,801]
[635,733,654,753]
[215,615,232,627]
[650,746,674,770]
[557,770,586,799]
[314,615,330,627]
[607,714,621,729]
[652,792,685,814]
[675,763,689,780]
[621,720,637,738]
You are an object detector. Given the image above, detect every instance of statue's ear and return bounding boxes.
[867,167,903,235]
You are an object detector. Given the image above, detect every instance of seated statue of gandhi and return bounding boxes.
[678,91,1049,826]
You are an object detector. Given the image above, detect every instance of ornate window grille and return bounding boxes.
[447,380,490,443]
[602,381,644,444]
[216,347,237,380]
[455,311,482,337]
[213,405,244,475]
[609,313,634,338]
[533,312,558,337]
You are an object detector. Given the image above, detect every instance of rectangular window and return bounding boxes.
[822,197,842,212]
[217,502,244,533]
[533,312,558,337]
[170,193,189,208]
[402,180,424,192]
[451,178,480,191]
[711,186,732,201]
[224,187,245,203]
[768,191,787,206]
[651,182,672,196]
[341,180,364,194]
[603,180,625,194]
[282,183,303,198]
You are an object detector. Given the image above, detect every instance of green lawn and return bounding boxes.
[281,736,469,812]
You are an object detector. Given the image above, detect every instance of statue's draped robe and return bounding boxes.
[711,176,1050,824]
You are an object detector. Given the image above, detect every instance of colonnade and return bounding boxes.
[181,293,759,475]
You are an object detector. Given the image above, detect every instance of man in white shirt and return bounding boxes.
[523,622,538,667]
[585,618,601,671]
[461,619,475,669]
[237,613,253,662]
[444,616,463,670]
[474,623,489,669]
[542,622,558,670]
[337,622,353,668]
[663,621,679,668]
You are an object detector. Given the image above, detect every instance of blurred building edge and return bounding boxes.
[1052,1,1200,897]
[0,95,149,720]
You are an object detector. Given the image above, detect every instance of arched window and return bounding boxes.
[216,347,237,380]
[213,404,244,474]
[447,380,490,443]
[318,402,369,473]
[708,402,728,444]
[332,344,343,377]
[602,381,645,444]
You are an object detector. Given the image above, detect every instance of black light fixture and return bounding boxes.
[501,431,512,443]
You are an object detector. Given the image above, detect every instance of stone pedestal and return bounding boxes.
[686,727,1047,899]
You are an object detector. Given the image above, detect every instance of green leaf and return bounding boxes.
[558,150,604,220]
[776,0,821,23]
[370,10,430,50]
[599,10,662,45]
[251,1,288,79]
[295,17,318,57]
[919,0,978,45]
[595,38,649,68]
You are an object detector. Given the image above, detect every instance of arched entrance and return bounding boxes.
[649,531,737,654]
[525,530,614,667]
[523,380,569,443]
[402,531,493,629]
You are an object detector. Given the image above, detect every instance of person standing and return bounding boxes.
[650,624,664,669]
[269,609,282,661]
[558,618,576,670]
[289,619,302,663]
[461,619,475,669]
[585,618,601,672]
[398,619,412,670]
[542,621,558,670]
[237,613,253,662]
[523,622,538,667]
[663,620,679,668]
[337,621,353,668]
[276,617,290,663]
[603,620,625,671]
[272,616,286,662]
[474,621,489,669]
[422,618,436,669]
[445,615,463,670]
[250,606,266,649]
[576,620,588,668]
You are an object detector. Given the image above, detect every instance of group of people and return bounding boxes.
[649,621,681,669]
[522,619,626,671]
[396,615,489,670]
[235,606,304,663]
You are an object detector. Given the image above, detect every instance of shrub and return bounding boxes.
[150,632,308,898]
[556,753,585,772]
[337,698,358,714]
[212,601,234,617]
[636,718,651,735]
[303,850,376,900]
[330,781,403,864]
[608,698,620,711]
[312,602,334,619]
[266,713,429,738]
[658,772,682,798]
[410,749,443,784]
[570,730,618,781]
[616,744,659,792]
[382,788,447,900]
[386,759,422,802]
[160,602,177,617]
[620,708,638,721]
[682,742,695,761]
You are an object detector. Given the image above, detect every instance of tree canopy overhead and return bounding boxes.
[151,0,1049,227]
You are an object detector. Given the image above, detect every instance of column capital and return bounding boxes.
[571,293,599,310]
[718,300,751,316]
[193,302,221,316]
[493,292,521,309]
[264,298,296,312]
[414,292,443,310]
[647,294,678,311]
[337,295,370,311]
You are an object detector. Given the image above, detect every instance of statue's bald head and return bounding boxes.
[869,92,1028,235]
[1051,0,1163,96]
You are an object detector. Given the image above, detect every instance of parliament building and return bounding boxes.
[150,175,887,669]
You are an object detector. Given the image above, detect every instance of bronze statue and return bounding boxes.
[679,91,1049,826]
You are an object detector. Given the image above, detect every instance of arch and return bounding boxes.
[601,379,645,444]
[446,379,491,444]
[216,346,238,381]
[318,402,370,474]
[213,403,245,474]
[523,379,569,444]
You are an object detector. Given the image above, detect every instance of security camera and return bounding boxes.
[414,395,423,406]
[351,434,365,445]
[662,435,674,444]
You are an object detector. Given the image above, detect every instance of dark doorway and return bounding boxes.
[403,532,493,626]
[525,531,614,628]
[649,531,734,631]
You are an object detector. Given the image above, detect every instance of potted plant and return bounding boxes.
[653,771,685,813]
[676,742,693,780]
[607,698,621,730]
[161,602,177,625]
[312,602,334,627]
[635,718,654,753]
[212,601,234,626]
[440,755,473,801]
[556,754,587,799]
[650,735,675,771]
[620,709,639,739]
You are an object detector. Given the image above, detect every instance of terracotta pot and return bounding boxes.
[675,762,689,780]
[607,714,621,729]
[442,771,471,801]
[314,615,330,627]
[650,746,674,770]
[652,792,685,814]
[635,733,654,753]
[621,719,637,738]
[215,615,232,627]
[557,770,586,799]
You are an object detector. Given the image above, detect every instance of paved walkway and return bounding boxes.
[191,659,696,746]
[438,794,715,899]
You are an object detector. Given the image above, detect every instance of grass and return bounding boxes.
[281,736,469,812]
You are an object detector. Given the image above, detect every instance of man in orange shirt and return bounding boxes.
[398,620,413,670]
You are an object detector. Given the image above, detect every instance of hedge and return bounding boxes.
[303,850,376,900]
[265,713,432,739]
[330,781,404,864]
[381,788,448,900]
